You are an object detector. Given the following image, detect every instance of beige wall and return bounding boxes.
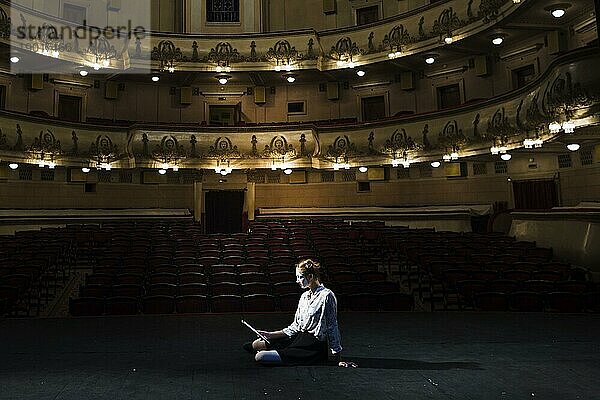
[255,176,510,208]
[266,0,425,32]
[0,180,194,209]
[1,156,599,210]
[559,163,600,206]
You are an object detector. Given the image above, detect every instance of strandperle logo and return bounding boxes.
[15,20,147,42]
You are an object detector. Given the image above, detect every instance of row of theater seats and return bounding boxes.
[78,277,398,298]
[471,291,599,313]
[1,229,75,316]
[82,269,388,285]
[382,228,599,312]
[68,219,403,316]
[69,291,415,316]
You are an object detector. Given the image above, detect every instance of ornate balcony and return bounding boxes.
[0,47,598,172]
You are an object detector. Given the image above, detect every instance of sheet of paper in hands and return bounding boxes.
[241,319,270,344]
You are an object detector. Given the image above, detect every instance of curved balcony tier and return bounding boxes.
[0,47,598,171]
[2,0,526,72]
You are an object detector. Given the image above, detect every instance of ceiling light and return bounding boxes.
[551,8,565,18]
[81,167,91,173]
[566,143,580,151]
[218,77,228,85]
[152,76,160,82]
[356,70,365,77]
[500,153,512,161]
[8,163,18,170]
[158,169,167,175]
[430,161,441,168]
[425,56,435,64]
[287,76,295,83]
[549,121,562,133]
[358,166,368,173]
[444,36,453,44]
[79,70,88,77]
[492,36,504,45]
[562,120,575,133]
[10,56,19,63]
[283,168,293,175]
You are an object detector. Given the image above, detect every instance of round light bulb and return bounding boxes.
[81,167,90,173]
[425,57,435,64]
[158,169,167,175]
[444,36,453,44]
[492,37,504,45]
[79,70,88,77]
[10,56,20,63]
[358,166,368,173]
[566,143,580,152]
[8,163,18,169]
[286,76,296,83]
[152,76,160,82]
[430,161,441,168]
[356,70,365,77]
[500,153,512,161]
[551,8,565,18]
[283,168,293,175]
[218,77,228,85]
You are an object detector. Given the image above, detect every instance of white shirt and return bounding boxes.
[282,284,343,354]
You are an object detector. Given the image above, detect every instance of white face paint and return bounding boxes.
[296,270,309,289]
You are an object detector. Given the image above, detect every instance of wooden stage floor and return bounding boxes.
[1,312,599,399]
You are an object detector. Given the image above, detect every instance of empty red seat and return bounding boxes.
[379,292,414,311]
[243,294,277,312]
[105,296,138,315]
[142,295,175,314]
[69,297,104,316]
[211,295,242,313]
[474,292,509,311]
[509,291,544,312]
[178,283,209,296]
[545,292,585,313]
[346,293,379,311]
[176,295,208,313]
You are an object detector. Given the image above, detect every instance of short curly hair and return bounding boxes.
[295,259,322,280]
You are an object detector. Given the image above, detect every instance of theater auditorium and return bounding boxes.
[0,0,599,398]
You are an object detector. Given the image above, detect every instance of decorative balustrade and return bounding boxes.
[0,48,598,172]
[1,0,524,72]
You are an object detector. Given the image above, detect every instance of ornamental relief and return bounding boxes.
[152,135,187,164]
[126,130,316,163]
[261,136,297,159]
